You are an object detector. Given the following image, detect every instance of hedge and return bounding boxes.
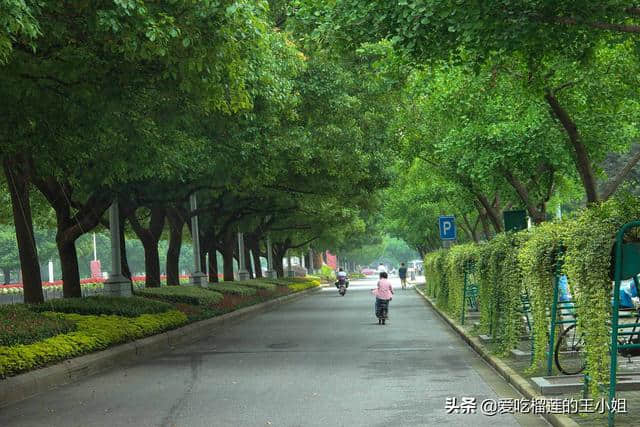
[424,194,640,396]
[0,310,188,377]
[263,276,320,286]
[230,280,277,291]
[30,296,173,317]
[134,286,223,305]
[288,281,321,292]
[0,305,76,347]
[207,283,256,296]
[0,282,146,297]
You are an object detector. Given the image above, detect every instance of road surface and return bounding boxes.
[0,278,547,426]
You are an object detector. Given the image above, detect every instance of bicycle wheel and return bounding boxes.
[554,324,586,375]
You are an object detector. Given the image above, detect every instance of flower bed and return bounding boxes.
[0,305,76,347]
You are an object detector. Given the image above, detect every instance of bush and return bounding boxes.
[207,283,256,296]
[30,296,173,317]
[0,310,187,377]
[230,280,277,291]
[0,305,76,347]
[288,281,321,292]
[318,265,335,281]
[135,286,223,306]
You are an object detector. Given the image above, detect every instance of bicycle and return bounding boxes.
[554,307,640,375]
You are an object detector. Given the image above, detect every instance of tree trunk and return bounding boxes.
[142,244,161,287]
[601,146,640,201]
[57,239,81,298]
[273,246,286,278]
[166,209,183,286]
[314,252,323,270]
[129,206,165,288]
[2,267,10,284]
[503,170,547,224]
[244,240,254,279]
[473,201,492,240]
[32,176,111,298]
[208,247,219,283]
[3,158,43,303]
[545,90,599,204]
[461,214,478,243]
[475,194,503,233]
[222,230,235,281]
[274,253,284,278]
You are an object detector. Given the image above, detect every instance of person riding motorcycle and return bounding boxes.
[335,268,349,289]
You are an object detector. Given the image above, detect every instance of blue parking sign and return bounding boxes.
[439,216,456,241]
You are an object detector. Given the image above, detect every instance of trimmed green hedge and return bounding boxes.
[0,310,188,377]
[135,286,223,306]
[230,280,277,291]
[207,283,256,296]
[0,305,76,347]
[30,296,172,317]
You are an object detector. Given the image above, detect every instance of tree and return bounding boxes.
[298,1,640,204]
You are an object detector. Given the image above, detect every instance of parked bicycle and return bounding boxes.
[554,279,640,375]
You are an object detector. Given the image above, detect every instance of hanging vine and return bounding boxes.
[422,193,640,391]
[518,221,565,370]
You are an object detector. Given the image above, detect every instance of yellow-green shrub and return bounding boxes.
[288,281,320,292]
[0,310,187,378]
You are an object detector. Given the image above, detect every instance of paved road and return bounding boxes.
[0,279,547,426]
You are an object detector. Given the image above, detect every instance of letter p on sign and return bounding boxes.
[439,216,456,241]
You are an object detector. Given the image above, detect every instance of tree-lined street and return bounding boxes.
[0,279,545,426]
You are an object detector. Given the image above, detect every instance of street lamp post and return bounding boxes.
[266,236,276,278]
[104,201,132,296]
[238,232,250,280]
[189,194,206,286]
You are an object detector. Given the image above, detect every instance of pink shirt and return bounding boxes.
[374,279,393,300]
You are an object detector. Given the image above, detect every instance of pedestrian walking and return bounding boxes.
[398,262,407,289]
[372,272,393,325]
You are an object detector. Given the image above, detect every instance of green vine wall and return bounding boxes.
[518,221,565,370]
[423,193,640,394]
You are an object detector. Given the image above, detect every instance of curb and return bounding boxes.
[414,287,579,427]
[0,286,322,408]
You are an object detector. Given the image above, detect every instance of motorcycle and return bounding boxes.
[335,276,349,296]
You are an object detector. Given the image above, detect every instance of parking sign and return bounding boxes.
[439,216,456,241]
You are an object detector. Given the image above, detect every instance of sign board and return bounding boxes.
[439,216,457,241]
[90,260,102,279]
[503,210,527,232]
